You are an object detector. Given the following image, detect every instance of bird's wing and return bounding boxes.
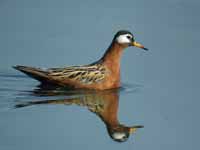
[48,64,107,84]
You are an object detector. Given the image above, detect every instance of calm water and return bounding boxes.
[1,0,200,150]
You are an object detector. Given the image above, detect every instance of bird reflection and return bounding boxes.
[15,87,143,142]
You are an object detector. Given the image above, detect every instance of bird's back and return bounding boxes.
[13,64,109,89]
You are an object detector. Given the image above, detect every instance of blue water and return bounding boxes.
[0,70,145,148]
[1,0,200,150]
[0,68,199,149]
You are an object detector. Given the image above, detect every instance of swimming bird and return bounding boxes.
[13,30,148,90]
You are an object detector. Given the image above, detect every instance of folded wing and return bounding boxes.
[48,65,107,84]
[13,64,107,85]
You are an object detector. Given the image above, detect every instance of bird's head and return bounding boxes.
[114,30,148,50]
[107,124,144,142]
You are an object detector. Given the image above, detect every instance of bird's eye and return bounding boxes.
[127,36,131,39]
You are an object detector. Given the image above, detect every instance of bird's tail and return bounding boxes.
[13,65,49,83]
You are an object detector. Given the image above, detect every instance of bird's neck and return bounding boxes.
[98,92,120,127]
[100,42,124,85]
[101,42,124,65]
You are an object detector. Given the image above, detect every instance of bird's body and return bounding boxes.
[14,30,147,90]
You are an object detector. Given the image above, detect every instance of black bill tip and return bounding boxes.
[133,125,144,128]
[143,47,148,51]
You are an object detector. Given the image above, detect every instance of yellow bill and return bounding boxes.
[132,41,148,51]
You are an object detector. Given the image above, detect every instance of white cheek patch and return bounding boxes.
[116,34,132,44]
[112,132,126,140]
